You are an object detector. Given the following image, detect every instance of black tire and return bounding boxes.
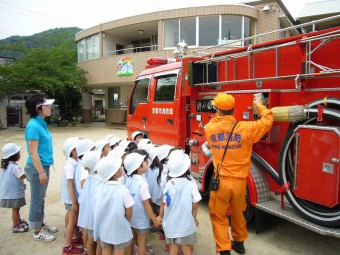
[244,186,255,223]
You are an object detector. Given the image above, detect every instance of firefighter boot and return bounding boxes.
[220,251,231,255]
[232,241,245,254]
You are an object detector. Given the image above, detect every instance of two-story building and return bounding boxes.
[75,0,300,125]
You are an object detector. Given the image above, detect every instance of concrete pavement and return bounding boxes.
[0,124,339,255]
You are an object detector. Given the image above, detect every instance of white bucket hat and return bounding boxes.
[118,139,129,151]
[2,143,21,159]
[148,146,159,162]
[108,146,126,159]
[96,156,122,181]
[81,150,101,175]
[76,138,95,156]
[124,152,146,175]
[168,150,191,177]
[63,137,80,158]
[132,131,144,140]
[157,144,173,161]
[109,136,120,147]
[94,139,110,151]
[36,98,55,108]
[139,143,155,153]
[138,138,152,150]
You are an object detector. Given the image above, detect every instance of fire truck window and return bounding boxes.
[155,74,177,102]
[129,78,150,114]
[190,62,217,85]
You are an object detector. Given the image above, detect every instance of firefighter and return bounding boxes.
[204,93,273,255]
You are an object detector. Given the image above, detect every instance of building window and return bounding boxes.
[180,17,196,46]
[164,15,254,48]
[129,78,150,114]
[86,34,99,60]
[199,15,219,46]
[154,74,177,101]
[164,19,179,48]
[221,15,242,44]
[77,39,85,62]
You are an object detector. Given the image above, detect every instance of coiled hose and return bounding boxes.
[278,97,340,227]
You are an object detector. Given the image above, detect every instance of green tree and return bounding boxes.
[0,35,87,121]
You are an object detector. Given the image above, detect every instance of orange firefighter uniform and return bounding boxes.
[205,93,273,253]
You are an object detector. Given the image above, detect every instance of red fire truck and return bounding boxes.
[127,17,340,237]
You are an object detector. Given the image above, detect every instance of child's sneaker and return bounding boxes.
[71,236,84,247]
[62,245,84,255]
[159,232,165,240]
[43,224,58,233]
[33,230,56,241]
[13,224,26,233]
[20,219,29,227]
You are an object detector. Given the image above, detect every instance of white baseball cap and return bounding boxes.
[168,150,191,177]
[94,139,110,151]
[36,98,55,108]
[96,156,122,181]
[63,137,81,158]
[81,150,101,174]
[123,152,146,175]
[107,146,126,159]
[138,138,152,150]
[76,138,95,156]
[157,144,173,161]
[2,143,21,159]
[132,131,144,140]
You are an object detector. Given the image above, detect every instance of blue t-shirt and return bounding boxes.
[25,116,54,166]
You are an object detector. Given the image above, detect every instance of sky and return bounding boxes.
[0,0,321,39]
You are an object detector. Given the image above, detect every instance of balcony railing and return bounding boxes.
[103,44,158,57]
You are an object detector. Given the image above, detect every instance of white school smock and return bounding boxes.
[146,167,160,204]
[60,158,79,204]
[74,162,84,203]
[77,173,102,230]
[0,162,25,199]
[162,177,202,238]
[125,174,151,229]
[93,181,134,245]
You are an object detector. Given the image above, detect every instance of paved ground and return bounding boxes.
[0,124,339,255]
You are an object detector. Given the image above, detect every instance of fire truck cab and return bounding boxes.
[127,17,340,237]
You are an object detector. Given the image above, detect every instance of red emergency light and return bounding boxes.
[146,57,176,66]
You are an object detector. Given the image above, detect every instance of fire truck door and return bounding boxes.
[148,71,180,146]
[127,76,151,136]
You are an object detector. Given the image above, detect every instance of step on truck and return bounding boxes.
[127,15,340,237]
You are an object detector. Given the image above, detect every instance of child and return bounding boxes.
[0,143,28,233]
[107,136,120,150]
[94,139,111,158]
[158,150,202,255]
[60,137,84,254]
[75,138,95,249]
[108,146,127,185]
[77,150,102,255]
[93,156,135,255]
[132,131,144,144]
[124,152,161,255]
